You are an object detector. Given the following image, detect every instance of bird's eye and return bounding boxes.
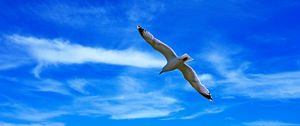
[183,57,188,61]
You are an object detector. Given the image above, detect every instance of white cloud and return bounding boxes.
[0,54,28,70]
[199,73,213,81]
[67,79,89,94]
[28,2,109,27]
[0,46,31,71]
[0,122,64,126]
[0,77,72,96]
[32,79,71,95]
[22,1,165,30]
[0,103,66,121]
[6,35,164,77]
[177,107,224,120]
[73,93,182,119]
[243,120,299,126]
[202,47,300,99]
[32,63,44,78]
[126,0,165,22]
[0,76,182,120]
[0,63,21,70]
[221,71,300,99]
[199,73,215,87]
[69,76,183,119]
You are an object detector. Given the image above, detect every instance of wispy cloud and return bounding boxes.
[0,63,22,70]
[27,2,110,27]
[0,54,28,70]
[222,71,300,99]
[0,42,30,70]
[0,76,73,96]
[6,35,164,77]
[0,103,66,121]
[67,79,89,94]
[72,94,182,119]
[69,76,183,119]
[243,120,300,126]
[23,0,165,29]
[0,76,182,120]
[198,73,215,87]
[202,45,300,99]
[126,0,165,23]
[0,122,64,126]
[177,107,224,120]
[31,79,71,95]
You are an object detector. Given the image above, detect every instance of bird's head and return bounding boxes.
[179,53,193,62]
[137,25,144,35]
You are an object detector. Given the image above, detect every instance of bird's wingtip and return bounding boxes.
[200,92,213,102]
[159,71,163,75]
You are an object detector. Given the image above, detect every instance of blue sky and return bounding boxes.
[1,0,300,126]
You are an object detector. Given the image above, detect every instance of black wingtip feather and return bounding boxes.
[200,93,213,101]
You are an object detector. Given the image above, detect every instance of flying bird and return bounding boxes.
[137,25,213,101]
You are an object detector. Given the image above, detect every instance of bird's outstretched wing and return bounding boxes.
[178,63,213,101]
[137,26,177,61]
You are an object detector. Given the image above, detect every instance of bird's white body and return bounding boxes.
[160,53,192,73]
[137,26,213,101]
[162,58,179,73]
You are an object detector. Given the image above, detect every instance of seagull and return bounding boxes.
[137,25,213,101]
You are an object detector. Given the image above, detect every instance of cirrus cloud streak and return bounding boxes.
[6,35,164,77]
